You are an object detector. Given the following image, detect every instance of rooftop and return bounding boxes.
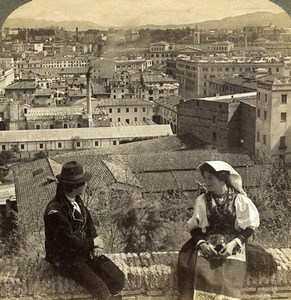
[197,92,256,103]
[0,125,173,143]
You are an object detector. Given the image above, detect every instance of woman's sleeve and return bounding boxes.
[186,194,209,233]
[235,194,260,231]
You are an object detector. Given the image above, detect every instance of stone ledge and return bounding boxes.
[0,249,290,299]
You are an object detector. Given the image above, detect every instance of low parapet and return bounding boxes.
[0,249,290,299]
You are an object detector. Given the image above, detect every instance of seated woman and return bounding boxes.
[177,160,259,300]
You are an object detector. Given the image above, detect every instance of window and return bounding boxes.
[109,118,112,122]
[50,124,54,129]
[113,141,117,145]
[126,108,129,113]
[257,132,260,142]
[134,107,137,112]
[64,123,68,128]
[212,116,216,124]
[126,119,130,124]
[57,142,62,148]
[109,108,112,113]
[142,107,146,112]
[118,118,121,122]
[35,124,40,129]
[257,92,260,102]
[95,141,99,147]
[279,136,286,149]
[24,108,27,114]
[77,123,81,128]
[39,143,44,149]
[264,111,267,120]
[263,135,266,145]
[212,132,217,141]
[117,108,121,113]
[20,144,25,150]
[2,145,6,150]
[257,109,260,118]
[134,117,137,122]
[264,94,268,103]
[281,94,287,104]
[76,142,81,147]
[281,112,287,122]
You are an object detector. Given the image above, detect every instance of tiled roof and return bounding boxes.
[26,106,83,117]
[12,156,141,232]
[12,158,57,233]
[142,73,178,84]
[91,98,153,107]
[55,136,184,157]
[197,92,256,103]
[5,81,36,90]
[114,150,253,173]
[153,95,183,110]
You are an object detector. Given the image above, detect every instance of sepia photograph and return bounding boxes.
[0,0,290,299]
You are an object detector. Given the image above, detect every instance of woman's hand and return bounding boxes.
[199,242,217,257]
[218,240,237,257]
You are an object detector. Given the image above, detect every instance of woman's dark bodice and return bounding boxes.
[205,188,238,234]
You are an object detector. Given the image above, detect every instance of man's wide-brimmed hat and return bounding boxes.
[198,160,246,195]
[56,161,92,184]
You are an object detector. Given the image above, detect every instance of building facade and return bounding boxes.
[177,93,257,150]
[256,75,291,164]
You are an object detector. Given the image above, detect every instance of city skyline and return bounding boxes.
[5,0,286,28]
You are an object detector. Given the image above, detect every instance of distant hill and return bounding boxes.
[3,18,106,31]
[138,12,291,30]
[4,11,291,31]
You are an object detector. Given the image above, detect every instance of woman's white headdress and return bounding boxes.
[198,160,246,195]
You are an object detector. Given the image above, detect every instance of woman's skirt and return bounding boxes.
[178,233,246,300]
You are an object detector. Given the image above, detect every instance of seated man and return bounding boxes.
[44,161,125,300]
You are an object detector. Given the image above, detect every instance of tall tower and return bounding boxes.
[256,75,291,164]
[193,26,201,45]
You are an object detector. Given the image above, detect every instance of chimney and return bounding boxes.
[76,27,79,43]
[86,68,93,127]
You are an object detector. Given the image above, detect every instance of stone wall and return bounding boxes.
[0,249,290,299]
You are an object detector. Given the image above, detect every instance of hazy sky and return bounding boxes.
[6,0,286,27]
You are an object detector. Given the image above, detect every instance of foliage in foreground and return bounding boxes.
[1,160,290,258]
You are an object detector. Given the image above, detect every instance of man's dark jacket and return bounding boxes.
[44,193,97,266]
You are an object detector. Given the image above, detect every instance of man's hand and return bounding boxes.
[93,236,104,249]
[92,247,104,257]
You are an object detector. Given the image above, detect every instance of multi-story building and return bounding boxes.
[256,75,291,164]
[208,74,257,97]
[177,92,256,149]
[114,58,148,73]
[152,94,184,133]
[169,56,284,98]
[79,98,154,125]
[0,67,14,95]
[134,72,179,101]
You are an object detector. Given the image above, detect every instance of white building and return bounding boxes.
[256,75,291,164]
[0,125,173,153]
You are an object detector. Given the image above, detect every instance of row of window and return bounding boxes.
[1,140,119,151]
[108,107,147,113]
[35,123,82,129]
[257,109,287,121]
[257,93,288,104]
[257,133,287,149]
